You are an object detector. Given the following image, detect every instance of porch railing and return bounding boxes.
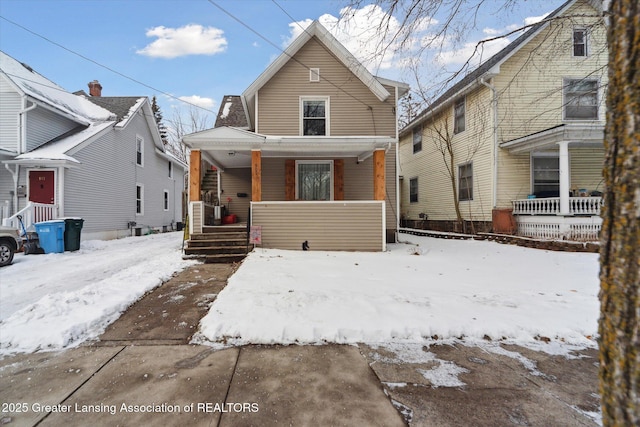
[2,202,59,231]
[512,196,602,216]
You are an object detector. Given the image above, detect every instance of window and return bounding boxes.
[564,78,598,120]
[573,29,587,57]
[296,160,332,200]
[136,184,144,215]
[309,68,320,82]
[136,136,143,166]
[454,97,465,134]
[163,190,169,211]
[409,178,418,203]
[168,161,173,178]
[532,155,560,197]
[301,97,328,136]
[412,125,422,154]
[458,163,473,201]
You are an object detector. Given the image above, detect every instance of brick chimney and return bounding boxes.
[88,80,102,97]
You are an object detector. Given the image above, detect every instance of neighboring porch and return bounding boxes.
[182,127,395,252]
[499,124,604,242]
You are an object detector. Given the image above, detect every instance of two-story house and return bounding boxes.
[399,0,607,241]
[0,51,187,240]
[183,21,409,252]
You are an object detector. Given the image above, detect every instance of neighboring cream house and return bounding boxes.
[399,0,607,241]
[183,21,409,251]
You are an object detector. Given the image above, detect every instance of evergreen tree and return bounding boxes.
[151,95,169,145]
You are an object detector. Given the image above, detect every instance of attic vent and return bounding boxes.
[20,62,34,73]
[310,68,320,82]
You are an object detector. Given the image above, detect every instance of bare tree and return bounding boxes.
[165,106,215,162]
[598,0,640,424]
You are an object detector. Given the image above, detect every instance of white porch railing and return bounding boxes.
[2,202,59,232]
[515,215,602,242]
[512,197,603,216]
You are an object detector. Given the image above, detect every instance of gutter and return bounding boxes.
[480,75,499,209]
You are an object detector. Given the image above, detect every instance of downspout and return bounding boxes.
[18,97,37,154]
[480,76,498,208]
[395,86,400,239]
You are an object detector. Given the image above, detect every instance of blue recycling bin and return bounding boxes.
[34,220,66,253]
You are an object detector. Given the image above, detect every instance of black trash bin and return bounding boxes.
[63,218,84,251]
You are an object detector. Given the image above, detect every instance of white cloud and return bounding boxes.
[283,5,435,73]
[435,37,511,66]
[178,95,215,109]
[137,24,227,59]
[525,12,550,27]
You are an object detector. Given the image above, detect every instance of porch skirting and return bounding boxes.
[251,201,386,251]
[515,215,602,242]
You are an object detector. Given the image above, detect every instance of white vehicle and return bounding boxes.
[0,226,22,267]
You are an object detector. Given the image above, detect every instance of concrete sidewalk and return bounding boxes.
[0,263,601,426]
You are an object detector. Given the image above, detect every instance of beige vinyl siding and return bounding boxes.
[399,85,494,221]
[220,168,251,222]
[257,37,396,137]
[495,0,608,142]
[259,151,397,232]
[251,201,384,251]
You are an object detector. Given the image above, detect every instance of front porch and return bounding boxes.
[183,127,395,252]
[500,124,604,242]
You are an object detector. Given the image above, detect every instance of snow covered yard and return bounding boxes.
[0,231,600,358]
[195,234,600,351]
[0,232,196,355]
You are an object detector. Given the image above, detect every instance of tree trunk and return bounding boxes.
[598,0,640,425]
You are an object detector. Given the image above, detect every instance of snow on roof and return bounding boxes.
[0,50,115,124]
[14,121,114,162]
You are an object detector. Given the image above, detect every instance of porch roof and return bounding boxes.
[182,126,395,169]
[499,124,604,154]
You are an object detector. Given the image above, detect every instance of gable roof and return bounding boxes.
[243,21,392,104]
[214,95,249,128]
[86,96,144,122]
[402,0,581,134]
[0,50,115,125]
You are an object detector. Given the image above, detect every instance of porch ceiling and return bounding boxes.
[183,127,395,169]
[499,124,604,154]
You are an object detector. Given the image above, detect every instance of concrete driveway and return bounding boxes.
[0,263,600,426]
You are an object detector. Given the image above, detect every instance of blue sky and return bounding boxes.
[0,0,558,127]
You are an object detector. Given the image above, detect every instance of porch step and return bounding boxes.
[184,245,248,256]
[183,226,249,264]
[187,238,246,247]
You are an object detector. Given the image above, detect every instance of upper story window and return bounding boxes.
[168,161,173,178]
[309,68,320,82]
[136,136,144,166]
[573,29,587,57]
[564,78,598,120]
[412,125,422,154]
[454,97,465,134]
[301,97,329,136]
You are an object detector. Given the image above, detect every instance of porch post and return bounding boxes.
[373,149,385,201]
[557,141,570,215]
[189,149,201,202]
[252,150,262,202]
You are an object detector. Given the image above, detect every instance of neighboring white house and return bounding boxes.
[0,51,186,240]
[399,0,607,241]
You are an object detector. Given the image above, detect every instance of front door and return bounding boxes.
[29,170,55,204]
